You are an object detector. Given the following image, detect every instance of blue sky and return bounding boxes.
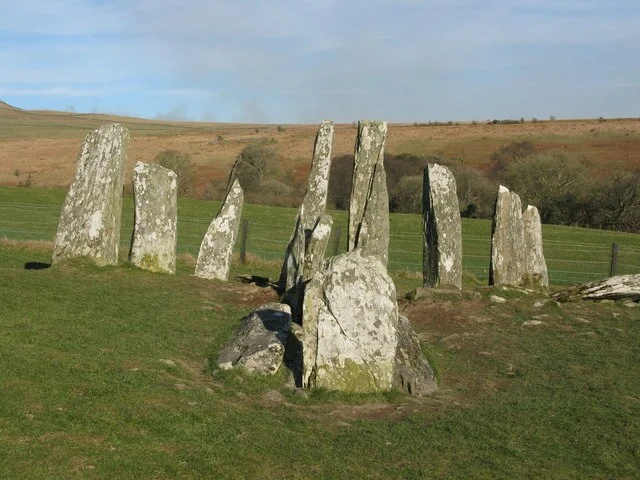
[1,0,639,123]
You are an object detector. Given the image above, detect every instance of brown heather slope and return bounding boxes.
[1,101,640,193]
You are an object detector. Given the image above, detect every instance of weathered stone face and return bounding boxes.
[217,303,292,375]
[280,121,334,291]
[303,214,333,283]
[423,164,463,289]
[128,162,178,274]
[302,250,398,392]
[195,179,244,281]
[522,205,549,288]
[489,185,526,286]
[554,274,640,302]
[52,123,129,266]
[300,120,334,231]
[393,315,438,396]
[348,120,389,266]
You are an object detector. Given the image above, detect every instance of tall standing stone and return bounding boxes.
[195,179,244,281]
[423,164,463,289]
[128,162,178,274]
[523,205,549,288]
[489,185,526,286]
[302,214,333,283]
[280,121,334,291]
[302,250,398,392]
[52,123,129,266]
[347,120,389,267]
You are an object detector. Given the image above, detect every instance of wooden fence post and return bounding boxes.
[240,219,249,265]
[610,242,619,277]
[333,226,342,256]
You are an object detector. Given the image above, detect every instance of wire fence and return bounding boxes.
[1,198,640,286]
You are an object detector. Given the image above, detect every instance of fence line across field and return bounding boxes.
[1,199,639,286]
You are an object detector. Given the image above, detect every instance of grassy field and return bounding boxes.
[1,239,640,479]
[1,186,640,288]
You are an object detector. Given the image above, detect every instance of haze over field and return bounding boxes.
[1,0,639,123]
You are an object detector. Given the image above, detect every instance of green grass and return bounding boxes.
[1,186,639,287]
[1,241,640,478]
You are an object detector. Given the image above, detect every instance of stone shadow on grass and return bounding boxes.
[24,262,51,270]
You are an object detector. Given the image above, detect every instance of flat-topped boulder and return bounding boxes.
[52,123,129,266]
[302,249,398,392]
[128,162,178,274]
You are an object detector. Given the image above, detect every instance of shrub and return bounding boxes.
[488,141,536,179]
[234,140,278,192]
[154,149,194,196]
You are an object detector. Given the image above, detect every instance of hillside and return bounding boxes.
[1,100,640,193]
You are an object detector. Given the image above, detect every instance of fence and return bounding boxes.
[1,195,640,286]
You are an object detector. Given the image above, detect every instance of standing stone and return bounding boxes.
[128,162,177,274]
[489,185,526,286]
[347,120,389,266]
[302,214,333,283]
[423,164,463,289]
[280,121,334,290]
[195,179,244,281]
[217,303,292,375]
[52,123,129,266]
[302,249,398,392]
[393,315,438,396]
[523,205,549,288]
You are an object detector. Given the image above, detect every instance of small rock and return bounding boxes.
[293,388,309,399]
[533,300,546,308]
[478,351,495,357]
[533,314,549,320]
[175,383,188,391]
[262,390,286,405]
[623,301,639,308]
[578,332,598,338]
[575,317,591,324]
[490,295,507,303]
[522,320,545,327]
[612,312,621,318]
[159,359,176,367]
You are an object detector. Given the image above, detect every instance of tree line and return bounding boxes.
[155,140,640,233]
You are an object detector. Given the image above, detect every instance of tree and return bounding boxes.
[154,149,194,196]
[235,140,278,192]
[591,171,640,232]
[502,153,585,223]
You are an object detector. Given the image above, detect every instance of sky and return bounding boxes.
[1,0,639,123]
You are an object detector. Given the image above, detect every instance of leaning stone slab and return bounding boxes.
[522,205,548,288]
[195,179,244,281]
[423,164,462,289]
[348,120,389,266]
[128,162,177,274]
[279,121,334,290]
[489,185,526,286]
[217,303,292,375]
[553,274,640,302]
[302,214,333,283]
[52,123,129,266]
[393,315,438,396]
[302,249,398,392]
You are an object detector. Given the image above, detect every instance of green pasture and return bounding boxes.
[1,187,639,286]
[1,240,640,478]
